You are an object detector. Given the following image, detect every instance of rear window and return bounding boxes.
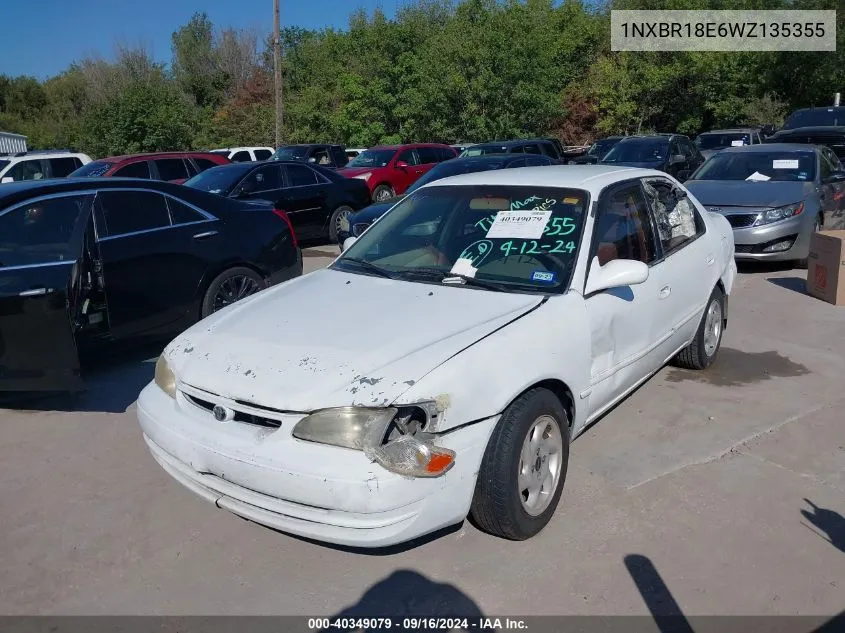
[113,161,151,179]
[254,149,272,161]
[70,161,112,177]
[155,158,190,181]
[50,157,82,177]
[286,164,319,187]
[231,151,252,163]
[0,194,91,266]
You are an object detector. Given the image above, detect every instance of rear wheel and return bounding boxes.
[672,287,724,370]
[372,184,394,202]
[470,388,570,540]
[201,267,265,318]
[328,205,354,243]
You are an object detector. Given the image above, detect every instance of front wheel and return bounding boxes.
[328,205,354,243]
[201,267,265,318]
[470,388,570,540]
[672,287,724,370]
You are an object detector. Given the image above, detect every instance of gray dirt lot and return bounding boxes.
[1,246,843,617]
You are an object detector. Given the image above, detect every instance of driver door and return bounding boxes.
[0,192,94,392]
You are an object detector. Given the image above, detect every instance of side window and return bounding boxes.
[241,164,281,192]
[311,148,331,166]
[331,147,348,167]
[642,178,703,255]
[416,147,440,165]
[397,149,420,166]
[113,161,151,179]
[254,149,272,161]
[154,159,190,181]
[231,151,252,163]
[8,159,46,181]
[167,197,208,225]
[0,194,90,266]
[820,152,833,181]
[50,157,82,177]
[593,184,658,266]
[192,158,219,172]
[96,190,171,238]
[669,140,682,160]
[823,148,841,173]
[285,164,319,187]
[538,142,558,158]
[509,145,525,154]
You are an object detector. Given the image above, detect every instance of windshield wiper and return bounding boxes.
[339,257,397,279]
[395,267,511,292]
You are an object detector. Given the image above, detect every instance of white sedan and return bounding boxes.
[138,165,736,547]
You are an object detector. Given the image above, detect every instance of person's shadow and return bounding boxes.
[322,569,484,632]
[801,499,845,554]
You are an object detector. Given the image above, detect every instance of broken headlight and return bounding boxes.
[155,355,177,399]
[292,403,455,477]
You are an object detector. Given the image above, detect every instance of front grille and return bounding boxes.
[725,214,758,228]
[183,392,282,429]
[734,243,755,253]
[352,222,371,236]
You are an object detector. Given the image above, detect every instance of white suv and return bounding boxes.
[0,151,92,183]
[210,147,274,162]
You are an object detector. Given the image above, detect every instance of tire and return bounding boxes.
[796,214,822,269]
[328,205,354,244]
[672,287,724,370]
[372,184,394,202]
[470,388,570,541]
[201,267,265,319]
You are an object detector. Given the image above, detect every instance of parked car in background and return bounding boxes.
[765,106,845,160]
[541,137,565,158]
[69,152,230,184]
[451,143,476,154]
[693,128,762,161]
[337,153,557,248]
[684,144,845,265]
[460,139,560,160]
[1,150,92,183]
[346,148,367,160]
[337,143,457,202]
[271,144,349,169]
[601,134,704,181]
[184,160,371,243]
[211,147,274,162]
[568,136,625,165]
[0,177,301,393]
[139,165,735,548]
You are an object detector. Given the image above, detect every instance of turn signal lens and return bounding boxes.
[154,355,176,399]
[368,435,455,478]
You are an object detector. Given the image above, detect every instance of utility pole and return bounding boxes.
[273,0,283,148]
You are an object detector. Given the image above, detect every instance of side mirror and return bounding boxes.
[308,157,317,163]
[395,161,409,169]
[1,176,13,184]
[824,171,845,183]
[342,236,358,252]
[584,257,649,296]
[669,154,686,166]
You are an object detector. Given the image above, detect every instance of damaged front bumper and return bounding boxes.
[137,383,497,547]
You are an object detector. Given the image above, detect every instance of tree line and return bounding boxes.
[1,0,842,158]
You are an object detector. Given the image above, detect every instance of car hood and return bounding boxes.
[165,269,543,411]
[337,166,385,178]
[684,180,814,207]
[349,199,401,224]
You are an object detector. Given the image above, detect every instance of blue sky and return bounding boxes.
[2,0,404,79]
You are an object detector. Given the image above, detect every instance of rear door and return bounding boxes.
[278,163,331,237]
[393,148,422,194]
[0,192,93,391]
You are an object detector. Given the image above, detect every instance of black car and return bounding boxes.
[766,107,845,160]
[336,153,556,248]
[600,134,704,181]
[184,160,371,243]
[0,178,301,393]
[460,139,561,161]
[568,136,625,164]
[270,144,349,168]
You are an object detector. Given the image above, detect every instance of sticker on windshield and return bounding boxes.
[486,210,551,239]
[773,159,799,169]
[512,196,556,211]
[731,140,745,146]
[746,171,771,182]
[449,257,478,278]
[531,270,557,283]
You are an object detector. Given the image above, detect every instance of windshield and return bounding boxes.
[691,151,816,182]
[335,184,588,293]
[70,161,112,177]
[404,161,503,195]
[588,138,621,158]
[271,146,309,161]
[695,132,752,150]
[183,165,245,195]
[346,148,397,168]
[602,138,669,163]
[782,108,845,130]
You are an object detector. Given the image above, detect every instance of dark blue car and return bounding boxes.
[337,153,555,248]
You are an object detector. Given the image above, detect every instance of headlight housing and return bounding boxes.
[154,355,176,398]
[353,172,372,182]
[292,403,455,477]
[757,201,804,226]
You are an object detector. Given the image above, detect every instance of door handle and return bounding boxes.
[192,230,219,240]
[659,285,671,298]
[19,287,48,297]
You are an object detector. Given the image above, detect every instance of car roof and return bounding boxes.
[718,143,819,153]
[0,177,206,207]
[419,164,665,195]
[366,143,453,151]
[98,151,223,163]
[701,128,758,134]
[791,106,845,113]
[3,151,89,160]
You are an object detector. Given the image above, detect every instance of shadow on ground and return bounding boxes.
[665,348,810,387]
[767,276,808,295]
[801,499,845,554]
[738,261,798,275]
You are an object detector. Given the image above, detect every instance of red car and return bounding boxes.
[336,143,457,202]
[69,151,230,184]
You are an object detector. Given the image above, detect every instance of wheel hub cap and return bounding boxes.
[213,275,260,313]
[703,299,722,358]
[518,415,564,516]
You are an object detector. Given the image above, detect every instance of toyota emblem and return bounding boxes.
[212,404,234,422]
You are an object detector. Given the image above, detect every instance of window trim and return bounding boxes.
[641,176,707,261]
